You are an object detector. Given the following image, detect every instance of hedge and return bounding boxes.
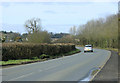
[2,43,76,61]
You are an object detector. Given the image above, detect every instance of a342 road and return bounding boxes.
[2,47,111,81]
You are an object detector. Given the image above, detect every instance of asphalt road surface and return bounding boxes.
[2,47,111,81]
[91,50,118,81]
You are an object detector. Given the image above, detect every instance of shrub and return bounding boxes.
[40,54,49,59]
[2,43,76,61]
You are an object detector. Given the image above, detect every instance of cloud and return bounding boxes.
[44,10,57,14]
[0,2,11,7]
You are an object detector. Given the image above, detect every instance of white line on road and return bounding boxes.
[8,69,43,81]
[7,65,60,81]
[39,70,42,72]
[44,65,58,70]
[8,72,34,81]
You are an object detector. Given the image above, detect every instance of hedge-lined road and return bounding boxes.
[2,47,111,81]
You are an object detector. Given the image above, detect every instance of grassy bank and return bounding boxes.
[77,45,119,55]
[94,47,119,55]
[94,47,118,52]
[0,49,80,66]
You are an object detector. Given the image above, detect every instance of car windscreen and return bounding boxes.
[85,46,92,47]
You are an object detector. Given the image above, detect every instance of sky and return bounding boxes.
[0,1,118,34]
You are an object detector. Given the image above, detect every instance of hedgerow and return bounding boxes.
[2,43,76,61]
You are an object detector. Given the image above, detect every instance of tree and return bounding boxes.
[24,18,42,33]
[69,26,77,35]
[75,14,118,48]
[54,35,74,43]
[27,31,51,43]
[24,18,52,43]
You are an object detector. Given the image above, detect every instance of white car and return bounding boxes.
[84,45,93,52]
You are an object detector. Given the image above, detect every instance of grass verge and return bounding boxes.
[97,47,118,52]
[94,47,119,55]
[77,45,119,55]
[0,49,80,66]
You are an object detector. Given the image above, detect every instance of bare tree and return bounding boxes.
[24,18,51,43]
[71,14,118,48]
[69,26,77,35]
[24,18,42,33]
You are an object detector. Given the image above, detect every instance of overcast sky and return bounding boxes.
[0,2,118,34]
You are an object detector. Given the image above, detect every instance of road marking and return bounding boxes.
[8,72,34,81]
[8,69,43,81]
[44,65,58,70]
[39,70,42,72]
[2,47,111,81]
[44,60,75,71]
[2,50,81,70]
[90,51,111,81]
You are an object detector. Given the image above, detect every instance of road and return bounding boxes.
[2,47,111,81]
[91,50,118,81]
